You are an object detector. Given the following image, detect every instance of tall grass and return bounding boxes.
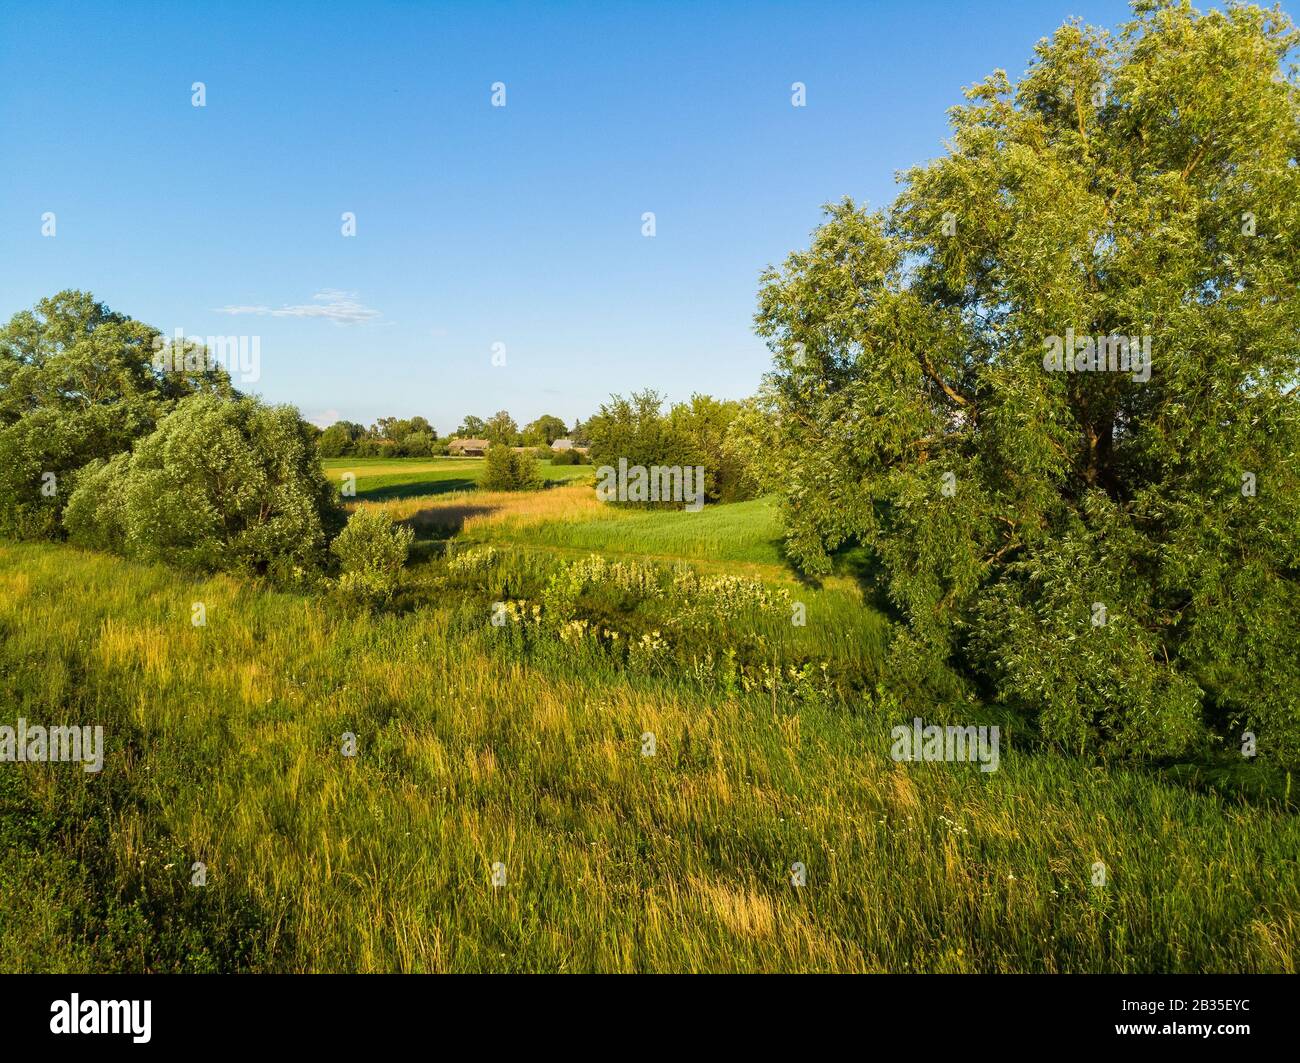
[1,541,1296,972]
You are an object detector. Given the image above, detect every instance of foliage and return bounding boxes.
[483,410,520,446]
[550,447,588,465]
[522,414,568,446]
[398,431,435,457]
[0,291,233,538]
[754,1,1300,763]
[480,443,543,491]
[64,394,338,581]
[318,420,366,457]
[584,389,760,504]
[330,506,414,604]
[320,417,439,458]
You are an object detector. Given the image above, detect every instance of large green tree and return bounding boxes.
[754,1,1300,763]
[457,414,487,437]
[318,420,366,457]
[0,291,232,537]
[483,410,520,446]
[522,414,569,446]
[64,394,338,580]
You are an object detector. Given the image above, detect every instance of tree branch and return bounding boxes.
[916,349,974,409]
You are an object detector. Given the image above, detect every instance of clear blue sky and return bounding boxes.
[0,0,1137,431]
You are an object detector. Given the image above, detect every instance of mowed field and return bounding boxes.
[326,456,791,569]
[1,457,1297,972]
[322,455,592,502]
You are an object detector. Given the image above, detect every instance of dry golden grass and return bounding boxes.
[690,875,777,938]
[357,482,601,536]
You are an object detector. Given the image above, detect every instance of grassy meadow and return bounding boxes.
[2,456,1297,972]
[322,455,592,502]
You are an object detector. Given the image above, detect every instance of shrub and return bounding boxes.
[62,453,132,553]
[399,431,435,457]
[354,439,398,459]
[446,545,499,577]
[584,390,756,502]
[480,444,542,491]
[330,507,413,604]
[318,421,365,457]
[63,394,338,581]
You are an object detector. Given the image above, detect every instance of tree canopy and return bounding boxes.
[754,0,1300,763]
[0,290,233,537]
[585,389,760,504]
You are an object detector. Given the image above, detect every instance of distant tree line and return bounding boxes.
[315,393,763,503]
[317,410,588,458]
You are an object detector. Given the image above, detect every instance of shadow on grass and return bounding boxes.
[1154,756,1298,812]
[352,477,477,502]
[403,502,503,540]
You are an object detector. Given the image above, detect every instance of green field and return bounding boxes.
[328,458,789,568]
[2,457,1297,972]
[477,495,791,568]
[321,456,591,502]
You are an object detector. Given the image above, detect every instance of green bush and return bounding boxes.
[584,390,756,502]
[330,507,413,604]
[480,444,542,491]
[318,421,365,457]
[63,394,338,581]
[62,453,132,554]
[354,439,398,459]
[398,431,435,457]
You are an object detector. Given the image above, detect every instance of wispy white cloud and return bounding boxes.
[214,289,382,325]
[307,409,342,429]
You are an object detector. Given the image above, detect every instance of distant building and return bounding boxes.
[449,438,490,456]
[550,438,591,454]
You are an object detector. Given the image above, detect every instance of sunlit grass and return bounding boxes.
[1,540,1296,973]
[369,481,605,538]
[322,456,589,503]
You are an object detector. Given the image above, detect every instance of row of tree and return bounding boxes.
[318,416,437,457]
[318,411,587,458]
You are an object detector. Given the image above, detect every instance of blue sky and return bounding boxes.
[0,0,1137,432]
